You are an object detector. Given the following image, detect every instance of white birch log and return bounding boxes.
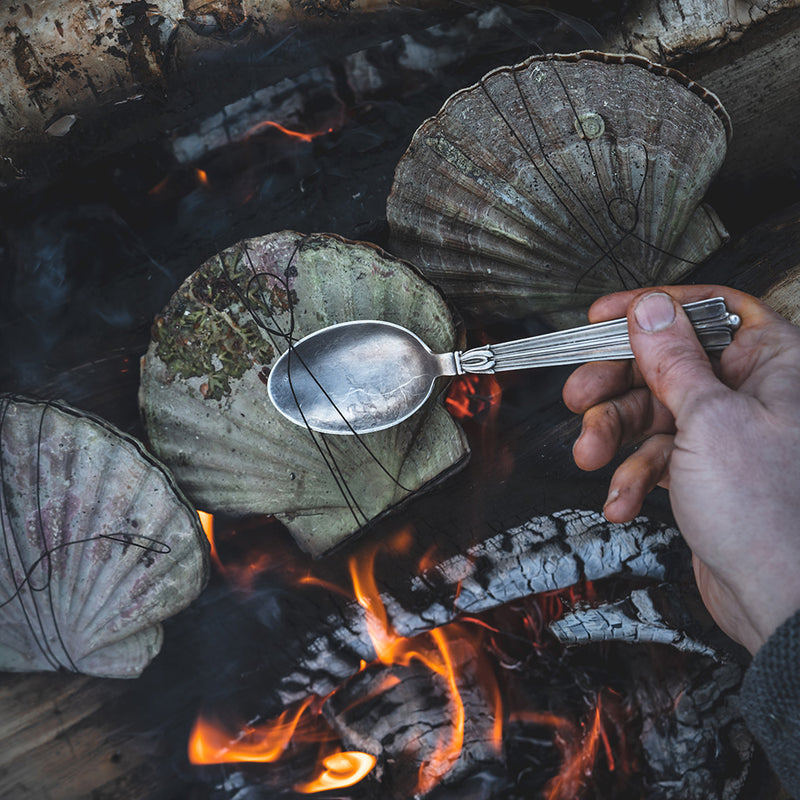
[604,0,800,62]
[0,0,453,170]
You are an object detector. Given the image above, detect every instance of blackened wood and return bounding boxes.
[322,658,499,798]
[274,511,695,707]
[633,652,753,799]
[691,202,800,297]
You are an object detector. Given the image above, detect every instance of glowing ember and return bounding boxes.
[147,166,210,196]
[444,373,502,421]
[294,751,377,793]
[511,692,616,800]
[195,510,273,593]
[246,119,334,143]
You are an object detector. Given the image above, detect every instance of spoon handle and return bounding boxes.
[456,297,741,374]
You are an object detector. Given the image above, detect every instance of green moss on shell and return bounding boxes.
[152,250,279,401]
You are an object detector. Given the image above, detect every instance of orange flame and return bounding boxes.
[298,574,353,599]
[147,167,209,197]
[348,539,494,794]
[294,751,377,793]
[196,510,272,593]
[511,693,614,800]
[444,373,502,421]
[188,697,317,764]
[197,510,219,567]
[189,701,376,791]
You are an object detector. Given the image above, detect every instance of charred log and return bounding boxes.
[275,511,711,707]
[552,585,718,656]
[322,657,500,797]
[634,653,753,799]
[0,2,572,181]
[692,202,800,296]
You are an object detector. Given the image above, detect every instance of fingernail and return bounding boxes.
[634,292,676,332]
[603,488,620,516]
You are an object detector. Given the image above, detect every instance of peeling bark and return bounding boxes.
[604,0,800,62]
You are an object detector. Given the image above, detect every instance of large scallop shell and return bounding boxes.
[0,395,209,678]
[138,231,469,557]
[387,51,732,321]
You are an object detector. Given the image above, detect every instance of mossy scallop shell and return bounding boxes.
[138,231,469,556]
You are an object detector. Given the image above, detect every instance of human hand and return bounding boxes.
[563,285,800,655]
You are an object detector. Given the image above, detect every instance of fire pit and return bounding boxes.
[1,1,799,798]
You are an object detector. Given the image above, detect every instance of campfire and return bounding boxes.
[180,497,752,798]
[0,1,798,799]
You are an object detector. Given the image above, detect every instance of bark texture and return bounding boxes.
[604,0,800,61]
[761,263,800,324]
[0,0,510,173]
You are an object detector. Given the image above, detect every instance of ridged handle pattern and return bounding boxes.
[457,298,741,374]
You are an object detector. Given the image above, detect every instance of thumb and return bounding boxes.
[629,291,727,420]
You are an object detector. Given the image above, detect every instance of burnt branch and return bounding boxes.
[275,511,695,706]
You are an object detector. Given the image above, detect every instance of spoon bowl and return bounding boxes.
[267,320,459,435]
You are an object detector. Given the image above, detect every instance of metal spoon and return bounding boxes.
[267,297,740,435]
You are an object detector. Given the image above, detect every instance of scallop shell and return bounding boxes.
[0,395,209,678]
[387,51,732,322]
[138,231,469,557]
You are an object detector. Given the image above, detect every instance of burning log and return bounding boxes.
[2,0,577,186]
[322,655,500,796]
[169,5,544,166]
[273,511,716,706]
[229,505,754,798]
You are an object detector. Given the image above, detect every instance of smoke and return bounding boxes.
[1,204,177,391]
